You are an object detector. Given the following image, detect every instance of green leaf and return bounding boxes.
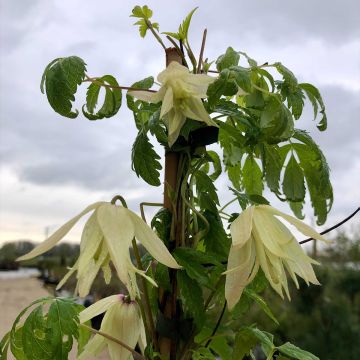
[203,211,231,260]
[132,131,162,186]
[243,288,279,325]
[194,170,219,205]
[277,342,319,360]
[206,150,222,181]
[126,76,154,112]
[207,69,238,108]
[83,75,122,120]
[289,200,305,219]
[244,327,275,356]
[300,83,327,131]
[131,5,153,19]
[192,346,216,360]
[232,327,258,360]
[216,47,240,71]
[178,7,198,41]
[275,62,298,91]
[231,66,252,93]
[283,154,306,201]
[262,143,283,194]
[227,163,242,190]
[260,98,294,143]
[151,208,172,245]
[155,263,171,292]
[292,129,333,225]
[242,155,263,195]
[177,271,205,329]
[0,332,10,360]
[173,248,213,288]
[42,56,87,118]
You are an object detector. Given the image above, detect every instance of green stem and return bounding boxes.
[219,197,238,212]
[80,324,146,360]
[139,202,163,224]
[144,19,167,51]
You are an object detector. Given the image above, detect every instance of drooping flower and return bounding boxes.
[18,201,181,298]
[78,294,146,360]
[224,205,330,310]
[128,61,217,146]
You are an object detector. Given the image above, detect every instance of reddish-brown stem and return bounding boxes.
[197,29,207,73]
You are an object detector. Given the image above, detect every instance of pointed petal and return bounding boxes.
[79,295,120,324]
[102,256,112,284]
[230,206,254,248]
[56,259,79,290]
[97,204,136,289]
[127,88,164,103]
[128,210,181,269]
[17,202,105,261]
[166,110,186,147]
[160,87,174,119]
[77,334,106,360]
[158,61,189,83]
[259,205,330,243]
[225,240,256,310]
[182,97,214,125]
[78,211,103,277]
[102,302,141,360]
[252,210,289,258]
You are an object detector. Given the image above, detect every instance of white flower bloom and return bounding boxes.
[18,202,180,298]
[128,61,217,146]
[225,205,330,310]
[78,294,146,360]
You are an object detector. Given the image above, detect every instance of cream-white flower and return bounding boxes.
[78,294,146,360]
[128,61,216,146]
[224,205,330,310]
[18,202,181,298]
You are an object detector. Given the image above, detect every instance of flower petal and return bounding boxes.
[259,205,330,243]
[160,87,174,119]
[225,240,257,310]
[166,110,186,147]
[182,97,214,125]
[157,61,189,83]
[230,206,254,248]
[56,260,79,290]
[128,210,181,269]
[79,295,120,324]
[17,202,105,261]
[102,302,141,360]
[77,334,106,360]
[127,88,164,103]
[97,204,137,295]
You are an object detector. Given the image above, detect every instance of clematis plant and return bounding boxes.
[2,5,340,360]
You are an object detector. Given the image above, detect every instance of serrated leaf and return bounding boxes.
[194,170,219,205]
[178,7,198,41]
[244,327,275,356]
[216,47,240,72]
[283,154,305,201]
[207,69,237,108]
[131,5,153,19]
[275,62,298,91]
[203,211,230,260]
[243,288,279,325]
[230,66,252,93]
[260,98,294,143]
[227,163,242,190]
[177,271,205,329]
[206,150,222,181]
[277,342,319,360]
[292,129,333,225]
[42,56,86,118]
[132,131,162,186]
[289,200,305,219]
[0,332,10,360]
[232,328,258,360]
[173,248,212,288]
[242,155,263,195]
[262,143,283,194]
[300,83,327,131]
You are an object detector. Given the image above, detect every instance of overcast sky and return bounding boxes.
[0,0,359,245]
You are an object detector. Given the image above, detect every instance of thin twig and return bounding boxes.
[144,19,167,51]
[83,75,157,93]
[80,324,146,360]
[197,29,207,73]
[139,202,163,224]
[205,301,227,348]
[300,207,360,244]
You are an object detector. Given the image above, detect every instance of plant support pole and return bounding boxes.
[159,47,183,359]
